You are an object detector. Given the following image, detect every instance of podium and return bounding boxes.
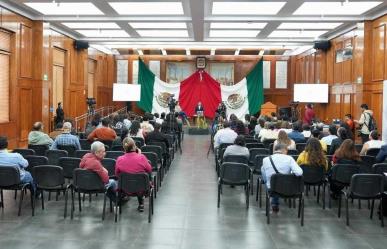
[260,102,277,116]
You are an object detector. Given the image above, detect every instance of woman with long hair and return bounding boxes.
[297,138,327,170]
[332,139,360,164]
[328,127,348,155]
[235,120,248,135]
[129,120,144,139]
[273,130,296,150]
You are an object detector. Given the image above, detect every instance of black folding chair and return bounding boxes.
[296,143,307,154]
[101,158,116,179]
[75,150,90,159]
[58,157,81,180]
[0,166,34,216]
[25,155,49,172]
[287,149,299,155]
[366,148,380,157]
[254,155,267,207]
[99,140,113,150]
[266,175,304,226]
[246,143,265,149]
[46,149,68,165]
[57,144,77,157]
[105,151,124,160]
[28,144,49,156]
[132,137,145,147]
[111,145,124,152]
[360,155,376,173]
[300,165,327,209]
[142,145,164,170]
[263,139,276,149]
[218,162,251,209]
[115,173,154,223]
[342,174,384,226]
[13,148,35,158]
[79,139,91,150]
[143,152,162,191]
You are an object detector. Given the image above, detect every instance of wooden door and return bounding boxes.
[87,72,94,98]
[52,65,64,109]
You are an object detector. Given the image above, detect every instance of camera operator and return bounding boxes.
[168,95,177,113]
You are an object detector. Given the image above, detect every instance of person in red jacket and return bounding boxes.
[80,141,117,202]
[87,118,117,142]
[303,103,315,125]
[115,137,152,212]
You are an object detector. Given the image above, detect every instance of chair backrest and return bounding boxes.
[296,143,307,154]
[101,158,116,177]
[300,165,325,185]
[132,137,145,147]
[147,141,167,154]
[57,144,77,157]
[245,138,258,144]
[366,148,380,157]
[73,168,104,191]
[249,148,269,164]
[98,140,113,150]
[141,145,162,162]
[270,174,304,197]
[246,143,264,149]
[254,155,267,172]
[46,149,68,165]
[75,150,90,158]
[105,151,124,160]
[114,128,122,136]
[287,149,299,155]
[355,144,363,153]
[118,172,150,194]
[0,166,21,186]
[373,163,387,174]
[111,145,124,151]
[223,155,249,165]
[218,143,233,152]
[142,152,159,170]
[220,162,250,184]
[269,143,274,155]
[360,155,376,173]
[263,139,276,149]
[32,165,65,188]
[28,144,49,156]
[79,139,91,150]
[349,174,384,198]
[331,164,360,185]
[25,155,49,171]
[59,157,81,179]
[13,148,35,157]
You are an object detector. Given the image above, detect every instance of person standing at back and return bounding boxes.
[303,104,315,125]
[354,104,374,144]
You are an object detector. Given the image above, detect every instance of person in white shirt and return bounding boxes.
[261,143,303,212]
[321,125,338,146]
[141,113,154,135]
[260,123,278,142]
[223,135,250,160]
[301,124,311,138]
[360,130,385,155]
[154,113,164,125]
[213,121,238,149]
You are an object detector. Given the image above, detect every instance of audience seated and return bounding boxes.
[122,113,131,130]
[0,136,35,192]
[161,113,181,134]
[154,113,163,125]
[261,143,303,212]
[213,121,238,149]
[243,114,250,126]
[248,116,257,135]
[85,119,99,137]
[360,130,385,156]
[145,123,170,149]
[223,135,250,160]
[115,137,152,212]
[129,120,144,139]
[28,122,54,146]
[287,122,306,143]
[112,128,129,147]
[80,141,117,202]
[141,113,154,136]
[328,127,349,155]
[112,113,124,130]
[87,118,117,142]
[297,138,328,171]
[254,118,265,137]
[321,125,338,146]
[234,120,248,135]
[260,122,278,142]
[51,122,81,150]
[273,130,296,150]
[301,124,311,138]
[311,129,327,153]
[49,122,64,140]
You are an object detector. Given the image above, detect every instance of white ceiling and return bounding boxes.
[1,0,386,55]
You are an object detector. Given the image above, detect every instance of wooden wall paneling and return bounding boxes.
[372,23,385,82]
[19,24,32,78]
[19,87,32,141]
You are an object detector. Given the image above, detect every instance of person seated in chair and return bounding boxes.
[49,122,64,140]
[223,135,250,161]
[0,136,36,192]
[297,138,328,171]
[28,122,54,146]
[87,118,117,142]
[287,122,305,143]
[115,137,152,212]
[261,143,303,212]
[213,121,238,149]
[141,113,154,136]
[80,141,117,202]
[145,123,170,150]
[360,130,385,156]
[51,122,81,150]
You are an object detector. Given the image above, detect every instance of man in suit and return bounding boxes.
[195,102,204,116]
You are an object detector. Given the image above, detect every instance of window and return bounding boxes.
[263,61,271,89]
[116,60,128,83]
[275,61,288,89]
[0,30,11,123]
[132,60,139,84]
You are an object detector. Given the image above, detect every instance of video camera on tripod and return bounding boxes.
[168,94,177,113]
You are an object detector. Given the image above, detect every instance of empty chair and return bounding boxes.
[75,150,90,159]
[13,148,35,158]
[300,165,327,209]
[218,162,251,208]
[79,139,91,150]
[366,148,380,157]
[46,150,68,165]
[58,157,81,180]
[70,169,111,220]
[254,154,267,207]
[111,145,124,152]
[266,175,304,226]
[115,173,154,223]
[57,144,77,157]
[342,174,384,226]
[0,166,34,216]
[101,158,116,178]
[28,144,49,156]
[105,151,124,160]
[25,155,49,172]
[360,155,376,173]
[31,165,69,217]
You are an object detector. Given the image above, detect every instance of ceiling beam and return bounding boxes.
[189,0,204,42]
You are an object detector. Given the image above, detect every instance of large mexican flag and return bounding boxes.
[137,59,264,119]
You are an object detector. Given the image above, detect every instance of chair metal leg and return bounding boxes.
[338,194,342,218]
[346,196,349,226]
[256,178,259,202]
[322,183,326,209]
[41,190,45,210]
[70,189,75,219]
[18,186,25,216]
[259,181,263,208]
[30,187,35,216]
[301,197,304,226]
[266,193,270,224]
[78,192,82,212]
[217,183,221,208]
[370,199,375,219]
[246,183,250,209]
[298,197,301,218]
[380,197,384,227]
[102,192,106,221]
[358,199,361,209]
[148,190,153,223]
[317,185,320,204]
[0,189,3,208]
[114,192,119,222]
[64,188,68,218]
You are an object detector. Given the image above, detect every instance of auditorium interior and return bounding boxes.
[0,1,387,249]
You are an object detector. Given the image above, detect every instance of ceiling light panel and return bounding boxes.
[210,30,260,38]
[76,30,130,37]
[24,2,104,15]
[268,30,328,38]
[129,22,187,29]
[212,2,286,15]
[137,30,189,37]
[109,2,184,15]
[62,22,120,29]
[293,1,383,15]
[278,22,343,30]
[210,22,267,29]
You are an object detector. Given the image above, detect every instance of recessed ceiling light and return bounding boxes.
[293,1,383,15]
[76,30,130,37]
[137,30,189,37]
[268,30,328,38]
[62,22,120,29]
[129,22,187,29]
[109,2,184,15]
[278,22,343,30]
[24,2,104,15]
[210,22,267,29]
[209,30,260,38]
[212,2,286,15]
